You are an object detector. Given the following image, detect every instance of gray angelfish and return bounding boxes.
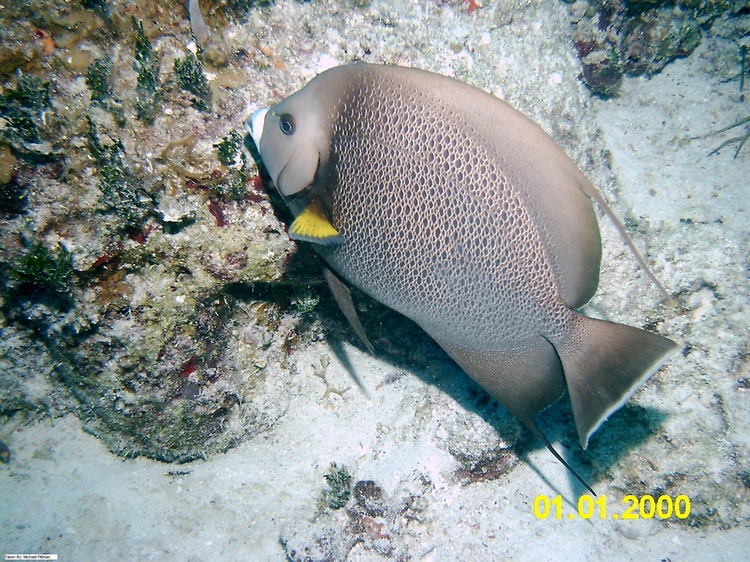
[247,63,678,493]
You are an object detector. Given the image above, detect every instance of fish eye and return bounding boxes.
[279,113,295,135]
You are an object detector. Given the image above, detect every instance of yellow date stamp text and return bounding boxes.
[533,494,691,520]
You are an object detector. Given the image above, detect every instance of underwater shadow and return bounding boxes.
[323,286,670,496]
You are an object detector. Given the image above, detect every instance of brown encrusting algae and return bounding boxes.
[0,0,305,461]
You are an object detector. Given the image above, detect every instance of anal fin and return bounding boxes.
[435,336,596,495]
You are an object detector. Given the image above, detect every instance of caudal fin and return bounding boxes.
[558,316,678,449]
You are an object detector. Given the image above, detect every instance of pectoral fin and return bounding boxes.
[289,199,344,245]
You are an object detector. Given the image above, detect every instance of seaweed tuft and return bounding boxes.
[175,52,213,112]
[133,19,162,123]
[0,71,53,158]
[86,117,155,231]
[215,130,243,166]
[80,0,110,16]
[87,56,126,126]
[86,56,114,102]
[212,130,247,201]
[12,241,73,297]
[322,463,352,510]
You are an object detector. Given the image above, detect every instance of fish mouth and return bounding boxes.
[246,108,268,148]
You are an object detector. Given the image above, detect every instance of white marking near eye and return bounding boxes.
[248,108,268,147]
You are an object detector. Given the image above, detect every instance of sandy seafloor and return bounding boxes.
[2,6,750,562]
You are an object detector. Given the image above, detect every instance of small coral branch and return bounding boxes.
[693,117,750,158]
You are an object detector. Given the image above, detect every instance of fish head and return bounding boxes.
[246,80,333,199]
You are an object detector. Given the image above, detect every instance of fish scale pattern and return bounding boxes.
[317,66,573,349]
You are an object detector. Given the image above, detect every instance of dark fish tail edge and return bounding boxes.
[559,315,679,450]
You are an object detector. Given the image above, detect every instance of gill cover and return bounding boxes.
[247,79,332,197]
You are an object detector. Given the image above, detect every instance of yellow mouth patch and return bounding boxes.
[289,199,344,245]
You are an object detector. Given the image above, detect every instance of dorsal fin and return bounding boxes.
[580,183,668,298]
